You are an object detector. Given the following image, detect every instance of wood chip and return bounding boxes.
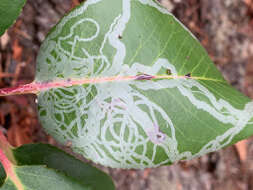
[235,139,248,162]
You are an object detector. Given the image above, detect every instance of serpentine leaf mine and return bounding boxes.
[33,0,253,169]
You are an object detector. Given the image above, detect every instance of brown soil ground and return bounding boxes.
[1,0,253,189]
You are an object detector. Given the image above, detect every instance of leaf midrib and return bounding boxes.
[0,74,226,96]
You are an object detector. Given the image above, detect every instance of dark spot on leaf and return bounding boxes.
[136,73,154,80]
[185,73,191,77]
[118,35,122,39]
[156,134,162,139]
[166,69,172,75]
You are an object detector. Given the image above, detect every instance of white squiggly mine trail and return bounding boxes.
[36,0,253,169]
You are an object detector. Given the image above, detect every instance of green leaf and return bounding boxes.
[0,0,26,36]
[0,178,16,190]
[0,165,91,190]
[12,144,115,190]
[35,0,253,169]
[0,163,6,187]
[0,141,115,190]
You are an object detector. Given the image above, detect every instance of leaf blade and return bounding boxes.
[0,0,26,36]
[12,143,115,190]
[36,0,253,169]
[0,166,91,190]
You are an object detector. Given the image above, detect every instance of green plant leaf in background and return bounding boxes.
[0,142,115,190]
[35,0,253,169]
[0,0,26,36]
[12,144,115,190]
[0,163,6,187]
[0,166,92,190]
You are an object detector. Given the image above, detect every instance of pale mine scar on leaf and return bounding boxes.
[33,0,253,169]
